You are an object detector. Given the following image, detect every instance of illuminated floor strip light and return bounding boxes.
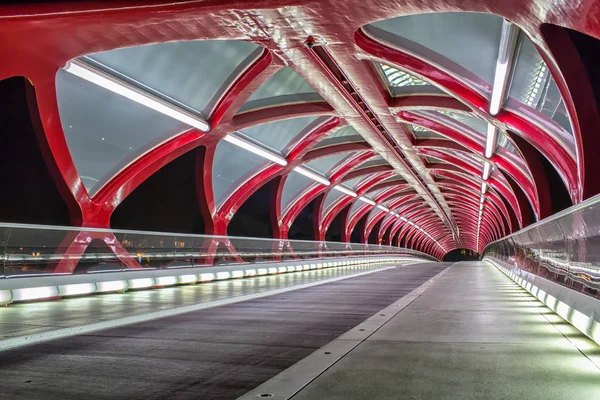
[488,259,600,346]
[0,257,418,306]
[63,60,210,132]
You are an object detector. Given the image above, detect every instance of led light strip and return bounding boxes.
[488,259,600,346]
[0,257,417,306]
[224,134,288,166]
[294,166,330,186]
[63,60,210,132]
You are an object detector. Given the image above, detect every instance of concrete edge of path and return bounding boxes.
[0,265,401,352]
[238,262,454,400]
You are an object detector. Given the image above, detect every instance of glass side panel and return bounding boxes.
[368,12,503,85]
[237,116,320,154]
[305,152,355,176]
[509,34,573,134]
[212,140,271,208]
[281,170,316,212]
[86,40,260,118]
[240,66,323,112]
[56,69,188,195]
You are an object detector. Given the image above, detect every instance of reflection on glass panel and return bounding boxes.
[212,140,271,207]
[483,193,600,300]
[305,152,355,176]
[509,35,573,134]
[86,40,260,118]
[237,116,320,154]
[56,69,188,195]
[368,13,503,84]
[323,189,346,212]
[241,66,323,112]
[281,171,315,212]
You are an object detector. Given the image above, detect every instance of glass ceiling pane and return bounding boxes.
[305,152,355,176]
[411,125,444,140]
[349,198,368,218]
[86,40,260,119]
[437,110,487,135]
[328,125,362,138]
[240,66,323,112]
[314,125,365,149]
[343,176,364,189]
[368,13,503,85]
[212,140,271,208]
[356,156,387,169]
[509,35,573,134]
[322,189,346,213]
[281,170,315,212]
[380,64,429,87]
[56,69,188,196]
[237,116,321,155]
[365,187,389,199]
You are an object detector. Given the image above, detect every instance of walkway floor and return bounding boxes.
[281,262,600,400]
[0,263,446,400]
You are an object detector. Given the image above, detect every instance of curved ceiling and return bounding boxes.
[1,1,597,260]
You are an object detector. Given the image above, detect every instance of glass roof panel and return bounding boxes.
[212,140,271,208]
[410,125,445,140]
[365,187,390,199]
[56,69,188,195]
[380,64,429,87]
[349,198,370,218]
[305,152,355,176]
[237,116,321,155]
[343,177,364,189]
[281,170,316,212]
[367,12,503,85]
[240,66,323,112]
[314,125,365,149]
[356,156,388,169]
[322,189,346,213]
[509,34,573,135]
[437,110,487,135]
[86,40,260,118]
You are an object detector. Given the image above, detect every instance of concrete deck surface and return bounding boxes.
[288,262,600,400]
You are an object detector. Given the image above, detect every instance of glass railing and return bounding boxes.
[0,222,437,277]
[482,193,600,299]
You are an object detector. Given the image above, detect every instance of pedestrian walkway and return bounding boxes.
[248,262,600,400]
